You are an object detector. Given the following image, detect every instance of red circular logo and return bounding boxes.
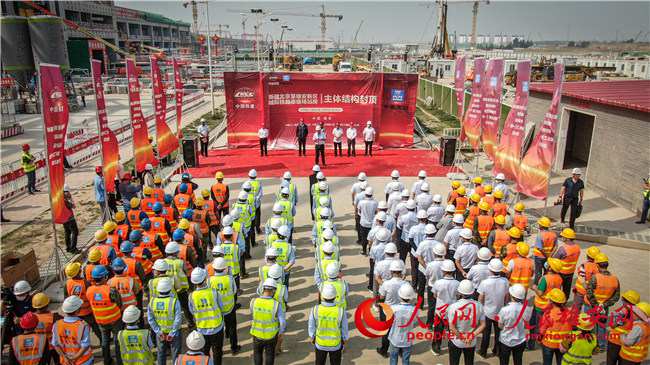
[354,297,394,338]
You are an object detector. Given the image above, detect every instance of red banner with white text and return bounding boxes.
[516,64,565,200]
[40,64,73,224]
[151,57,179,158]
[173,58,184,139]
[461,58,485,150]
[480,58,505,160]
[91,60,119,193]
[454,56,466,123]
[494,60,531,181]
[126,58,157,172]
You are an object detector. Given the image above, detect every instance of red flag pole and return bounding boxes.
[90,59,113,222]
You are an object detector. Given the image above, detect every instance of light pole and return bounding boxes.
[250,9,263,70]
[202,1,215,116]
[280,25,294,58]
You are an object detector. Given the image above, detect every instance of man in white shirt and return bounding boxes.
[197,119,209,157]
[444,214,466,260]
[377,260,407,357]
[363,121,376,156]
[477,258,510,358]
[357,187,379,255]
[447,280,486,364]
[424,243,446,328]
[388,284,417,364]
[431,260,459,355]
[415,183,434,212]
[346,124,357,156]
[313,125,326,166]
[411,170,427,198]
[496,284,531,363]
[332,123,343,157]
[453,228,479,280]
[258,126,269,157]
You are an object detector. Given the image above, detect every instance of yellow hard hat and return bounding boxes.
[547,288,567,304]
[547,258,563,273]
[514,202,525,212]
[494,215,506,225]
[636,302,650,317]
[130,197,140,208]
[451,181,461,189]
[215,171,224,179]
[484,184,493,193]
[586,246,601,259]
[143,186,153,196]
[195,197,205,206]
[516,242,530,257]
[103,220,117,233]
[478,201,490,211]
[94,229,108,242]
[88,247,102,263]
[508,226,522,239]
[179,218,190,230]
[65,262,82,278]
[560,228,576,240]
[472,176,483,184]
[494,190,504,199]
[154,176,162,184]
[201,189,210,198]
[32,293,50,309]
[537,216,551,228]
[115,211,126,222]
[594,253,608,264]
[622,290,641,305]
[456,186,466,196]
[576,313,595,331]
[470,193,481,203]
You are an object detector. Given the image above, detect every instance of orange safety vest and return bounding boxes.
[574,261,599,295]
[610,304,635,346]
[211,183,229,208]
[176,354,210,365]
[463,206,480,230]
[122,257,143,287]
[492,202,508,218]
[177,183,194,196]
[173,193,191,215]
[509,257,534,289]
[619,321,650,363]
[513,214,528,232]
[541,306,573,349]
[455,196,468,214]
[193,209,209,234]
[106,232,122,257]
[178,244,194,273]
[481,195,495,209]
[585,273,619,306]
[127,209,144,230]
[34,312,55,345]
[202,200,219,227]
[534,273,563,311]
[476,215,494,241]
[162,206,178,230]
[11,333,46,365]
[66,278,92,316]
[558,243,581,275]
[493,229,510,258]
[53,319,93,365]
[475,185,485,197]
[448,190,459,204]
[86,284,121,325]
[107,275,137,310]
[140,197,157,217]
[97,244,115,266]
[502,243,518,267]
[116,224,130,241]
[132,246,154,275]
[140,233,162,261]
[153,187,165,202]
[534,231,557,258]
[83,264,96,282]
[184,232,195,248]
[150,216,170,243]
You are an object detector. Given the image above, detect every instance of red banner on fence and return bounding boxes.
[173,58,184,139]
[151,57,179,158]
[516,64,565,200]
[461,58,485,150]
[39,64,73,224]
[481,58,505,160]
[91,60,119,193]
[126,58,157,172]
[494,60,531,181]
[455,56,466,122]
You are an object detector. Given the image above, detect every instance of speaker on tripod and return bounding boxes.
[440,136,457,166]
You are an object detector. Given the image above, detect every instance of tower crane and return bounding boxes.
[470,0,490,48]
[182,1,198,34]
[352,20,364,48]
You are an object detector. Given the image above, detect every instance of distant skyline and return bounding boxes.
[116,1,650,44]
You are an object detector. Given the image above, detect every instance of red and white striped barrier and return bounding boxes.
[1,124,24,139]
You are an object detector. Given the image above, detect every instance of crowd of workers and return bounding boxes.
[3,166,649,365]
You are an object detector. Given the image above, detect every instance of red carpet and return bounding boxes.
[189,148,451,177]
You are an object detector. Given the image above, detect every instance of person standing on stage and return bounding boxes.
[296,119,309,156]
[313,125,326,166]
[258,126,269,157]
[363,121,376,156]
[346,124,357,157]
[197,119,209,157]
[332,123,344,157]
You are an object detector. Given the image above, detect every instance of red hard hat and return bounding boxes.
[22,144,30,151]
[122,173,131,180]
[95,166,102,173]
[19,312,39,330]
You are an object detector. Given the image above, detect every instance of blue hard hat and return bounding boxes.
[111,258,126,272]
[153,202,163,213]
[181,173,190,180]
[164,194,173,204]
[140,218,151,230]
[182,209,194,220]
[172,229,185,242]
[120,241,134,253]
[91,265,109,279]
[179,183,188,193]
[129,230,142,242]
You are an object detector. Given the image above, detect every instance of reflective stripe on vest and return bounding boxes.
[140,234,162,261]
[127,210,143,230]
[141,198,157,217]
[162,206,177,230]
[463,206,479,229]
[150,216,169,243]
[534,273,563,311]
[620,321,650,362]
[233,202,251,228]
[209,275,235,313]
[108,276,137,309]
[502,244,518,267]
[53,319,93,364]
[190,287,223,330]
[477,215,494,240]
[559,244,581,274]
[588,273,619,305]
[541,307,573,349]
[174,194,191,215]
[22,152,36,173]
[211,183,228,206]
[164,258,189,290]
[12,333,46,365]
[534,231,557,258]
[87,284,121,325]
[279,200,293,223]
[250,297,280,340]
[118,328,154,365]
[560,334,597,365]
[454,197,468,214]
[610,305,635,346]
[132,247,153,275]
[509,257,534,289]
[149,296,178,333]
[66,278,92,316]
[314,304,343,348]
[493,230,510,258]
[221,243,240,276]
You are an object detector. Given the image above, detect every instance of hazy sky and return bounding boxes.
[116,1,650,44]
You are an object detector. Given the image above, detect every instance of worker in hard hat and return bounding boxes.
[433,204,456,243]
[396,199,418,262]
[607,290,641,364]
[189,267,225,364]
[533,216,558,283]
[271,225,296,287]
[245,169,263,234]
[308,166,321,220]
[473,201,494,245]
[495,284,532,363]
[211,171,230,218]
[127,198,149,231]
[573,246,600,311]
[374,243,405,289]
[259,248,281,282]
[149,259,180,298]
[385,170,405,201]
[309,283,349,365]
[151,176,165,202]
[209,257,241,354]
[219,226,244,282]
[492,190,508,218]
[191,197,212,258]
[114,211,130,241]
[51,296,93,365]
[477,258,510,358]
[170,229,197,274]
[488,215,510,259]
[148,277,183,365]
[83,247,102,280]
[386,183,404,219]
[559,312,597,365]
[467,247,492,293]
[427,195,445,228]
[316,235,340,263]
[278,171,297,206]
[65,262,102,340]
[31,292,59,363]
[162,194,179,232]
[250,279,286,364]
[377,260,408,358]
[119,241,146,288]
[501,227,522,267]
[141,186,157,217]
[443,214,465,260]
[318,262,348,309]
[104,220,123,255]
[453,228,479,280]
[265,204,286,242]
[411,170,428,198]
[352,172,368,209]
[315,241,339,288]
[470,176,485,197]
[368,224,390,291]
[132,228,163,265]
[9,311,47,365]
[260,264,289,316]
[117,305,154,365]
[415,183,433,212]
[149,202,172,245]
[218,214,245,258]
[312,219,337,248]
[7,280,34,344]
[108,258,142,312]
[447,181,461,204]
[480,185,495,210]
[453,186,469,215]
[313,181,330,218]
[233,190,254,258]
[391,188,411,226]
[618,301,650,364]
[431,259,460,355]
[179,210,205,265]
[174,331,210,365]
[538,288,572,365]
[424,243,447,327]
[385,283,417,365]
[164,241,193,328]
[512,202,528,235]
[408,210,430,289]
[584,253,620,351]
[276,187,296,238]
[87,265,123,365]
[552,228,581,300]
[447,279,487,363]
[493,173,509,201]
[463,193,481,232]
[175,173,198,195]
[94,229,117,266]
[173,183,194,217]
[530,258,564,351]
[199,190,220,246]
[314,196,335,223]
[507,242,534,290]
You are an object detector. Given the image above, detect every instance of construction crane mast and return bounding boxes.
[470,0,489,48]
[182,1,198,34]
[431,0,452,58]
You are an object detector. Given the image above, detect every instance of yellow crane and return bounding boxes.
[182,1,198,34]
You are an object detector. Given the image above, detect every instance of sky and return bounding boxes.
[116,1,650,44]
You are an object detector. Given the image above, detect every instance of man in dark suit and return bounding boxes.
[296,119,309,156]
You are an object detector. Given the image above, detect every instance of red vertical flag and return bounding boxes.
[151,57,179,158]
[126,58,157,172]
[494,60,531,181]
[173,58,184,138]
[454,56,466,121]
[480,58,505,161]
[461,58,485,149]
[39,64,73,223]
[516,64,565,200]
[91,60,120,193]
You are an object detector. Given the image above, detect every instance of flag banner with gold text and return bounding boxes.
[173,58,184,139]
[126,58,157,172]
[40,63,73,223]
[91,60,119,193]
[516,64,565,200]
[151,57,179,158]
[480,58,505,160]
[461,58,485,149]
[494,60,531,181]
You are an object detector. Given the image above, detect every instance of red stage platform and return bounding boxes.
[188,148,451,178]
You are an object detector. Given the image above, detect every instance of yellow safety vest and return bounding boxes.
[164,258,189,290]
[249,179,260,198]
[221,242,240,276]
[322,279,346,309]
[246,193,256,217]
[118,328,155,365]
[209,274,235,314]
[319,258,339,279]
[271,240,290,266]
[149,275,177,298]
[278,199,293,224]
[259,265,271,283]
[149,296,177,333]
[561,332,597,365]
[233,202,251,228]
[250,297,280,340]
[22,152,36,173]
[314,304,343,348]
[190,287,223,330]
[265,232,279,247]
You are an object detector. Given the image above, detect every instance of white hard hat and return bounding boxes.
[406,199,416,210]
[433,243,446,256]
[459,228,473,240]
[452,214,465,224]
[262,278,277,289]
[420,183,430,192]
[319,207,331,218]
[488,258,504,272]
[317,172,325,180]
[242,181,252,190]
[509,284,527,300]
[326,262,340,279]
[270,219,282,231]
[122,305,141,324]
[571,168,582,175]
[446,204,456,213]
[190,267,207,284]
[478,247,492,261]
[365,187,374,196]
[400,189,410,197]
[283,171,292,179]
[360,181,368,189]
[273,203,284,213]
[269,264,283,279]
[441,259,456,272]
[222,226,234,235]
[417,210,428,219]
[323,229,335,240]
[321,284,337,300]
[230,209,240,219]
[265,247,278,257]
[13,280,31,295]
[312,164,321,172]
[278,225,291,237]
[495,173,505,181]
[61,295,83,314]
[367,120,372,125]
[376,211,388,223]
[384,242,398,254]
[319,196,330,207]
[318,182,328,191]
[237,191,248,200]
[391,170,400,178]
[398,283,417,301]
[322,241,335,254]
[323,220,334,230]
[425,224,436,235]
[280,186,290,195]
[458,279,475,296]
[248,169,257,178]
[358,172,367,181]
[390,260,405,272]
[377,201,388,210]
[165,242,180,254]
[153,259,169,272]
[315,125,322,131]
[213,257,227,271]
[212,245,224,255]
[63,184,70,192]
[145,163,153,171]
[156,277,173,293]
[222,214,233,226]
[186,330,206,351]
[418,170,427,178]
[433,194,442,203]
[391,182,401,191]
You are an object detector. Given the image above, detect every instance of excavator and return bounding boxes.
[505,57,617,85]
[282,55,303,71]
